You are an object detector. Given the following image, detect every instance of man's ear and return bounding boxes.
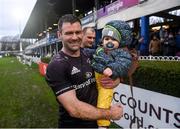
[57,30,62,40]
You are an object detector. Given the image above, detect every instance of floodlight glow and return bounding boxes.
[75,9,79,12]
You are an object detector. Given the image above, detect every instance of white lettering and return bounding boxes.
[113,92,179,126]
[72,78,96,90]
[107,1,123,14]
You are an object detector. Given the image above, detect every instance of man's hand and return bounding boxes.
[110,104,123,120]
[100,76,120,89]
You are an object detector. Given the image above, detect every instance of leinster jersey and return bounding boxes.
[46,49,98,128]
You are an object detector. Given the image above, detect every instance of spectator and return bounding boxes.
[139,36,147,56]
[149,35,161,56]
[162,32,176,56]
[81,27,96,48]
[175,29,180,56]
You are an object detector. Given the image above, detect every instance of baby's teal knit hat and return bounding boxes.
[102,20,132,47]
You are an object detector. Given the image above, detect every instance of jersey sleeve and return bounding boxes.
[45,60,74,97]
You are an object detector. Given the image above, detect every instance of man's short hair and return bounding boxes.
[82,27,95,34]
[58,14,81,31]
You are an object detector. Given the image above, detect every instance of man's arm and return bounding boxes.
[57,89,123,120]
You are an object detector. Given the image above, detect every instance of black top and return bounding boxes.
[46,49,98,128]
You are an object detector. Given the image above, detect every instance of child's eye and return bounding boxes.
[104,37,110,40]
[111,38,117,41]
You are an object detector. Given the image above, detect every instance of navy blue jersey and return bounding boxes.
[45,50,98,128]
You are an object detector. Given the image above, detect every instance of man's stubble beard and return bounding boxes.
[64,41,81,53]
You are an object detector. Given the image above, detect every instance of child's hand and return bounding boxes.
[103,67,113,77]
[100,76,120,89]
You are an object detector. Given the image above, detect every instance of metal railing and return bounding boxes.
[139,56,180,61]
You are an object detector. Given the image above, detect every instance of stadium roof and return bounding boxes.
[21,0,180,39]
[21,0,96,38]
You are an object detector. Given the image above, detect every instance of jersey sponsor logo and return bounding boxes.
[72,78,96,90]
[85,72,92,79]
[71,66,80,75]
